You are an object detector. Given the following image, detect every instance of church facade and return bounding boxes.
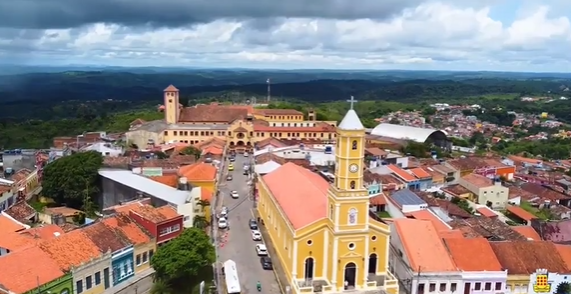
[133,85,338,151]
[256,102,399,294]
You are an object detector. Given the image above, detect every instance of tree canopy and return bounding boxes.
[41,151,103,211]
[151,228,216,293]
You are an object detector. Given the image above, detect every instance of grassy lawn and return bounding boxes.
[520,201,554,220]
[377,211,392,218]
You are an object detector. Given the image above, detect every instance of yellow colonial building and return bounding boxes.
[257,102,399,294]
[126,85,337,152]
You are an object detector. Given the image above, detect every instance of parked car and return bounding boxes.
[218,217,228,229]
[243,170,249,175]
[230,191,239,199]
[255,244,268,256]
[229,157,235,162]
[244,152,249,157]
[249,219,258,230]
[260,256,273,270]
[251,230,262,241]
[220,207,229,218]
[226,175,233,181]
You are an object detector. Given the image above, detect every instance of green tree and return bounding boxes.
[151,228,216,293]
[150,280,172,294]
[42,151,103,209]
[556,282,571,294]
[193,215,209,230]
[180,146,202,160]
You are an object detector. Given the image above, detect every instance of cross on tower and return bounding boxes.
[347,96,357,110]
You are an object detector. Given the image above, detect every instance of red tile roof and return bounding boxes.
[387,164,416,182]
[444,238,502,271]
[511,226,542,240]
[262,162,329,229]
[0,246,65,293]
[409,167,431,179]
[0,214,26,235]
[476,207,497,218]
[506,205,537,221]
[39,229,102,271]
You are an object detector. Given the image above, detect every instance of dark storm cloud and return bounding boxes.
[0,0,425,29]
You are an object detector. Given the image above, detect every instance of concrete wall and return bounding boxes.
[98,177,142,209]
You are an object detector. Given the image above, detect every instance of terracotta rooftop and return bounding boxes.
[415,192,473,219]
[262,162,329,229]
[81,222,132,253]
[447,157,506,171]
[405,209,450,232]
[393,219,457,272]
[489,241,569,275]
[505,205,537,222]
[253,122,336,133]
[113,201,180,223]
[194,137,226,150]
[179,104,249,123]
[164,84,179,92]
[0,225,64,252]
[508,186,535,200]
[370,194,387,205]
[203,145,224,155]
[511,226,542,240]
[10,168,32,183]
[409,167,431,179]
[254,109,303,116]
[444,237,502,271]
[521,182,568,201]
[462,173,494,188]
[256,137,289,149]
[201,189,213,202]
[387,164,416,182]
[102,214,152,245]
[0,246,65,294]
[3,201,36,223]
[178,162,217,181]
[442,184,472,196]
[0,214,26,235]
[555,244,571,269]
[150,174,179,188]
[44,206,82,217]
[449,217,527,241]
[476,206,497,218]
[39,229,101,271]
[365,147,388,157]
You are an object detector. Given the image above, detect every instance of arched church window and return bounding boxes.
[348,208,357,225]
[350,181,356,189]
[352,140,358,150]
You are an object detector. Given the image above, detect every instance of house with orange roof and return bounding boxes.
[409,167,433,190]
[444,238,508,294]
[0,246,73,294]
[459,173,509,209]
[0,212,29,237]
[387,164,422,190]
[0,224,64,256]
[390,219,461,294]
[178,162,217,192]
[256,105,399,294]
[39,229,112,294]
[81,222,136,287]
[102,214,156,275]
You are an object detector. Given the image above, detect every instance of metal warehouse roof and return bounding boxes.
[370,123,447,143]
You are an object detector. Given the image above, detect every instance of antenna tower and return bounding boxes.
[266,78,271,103]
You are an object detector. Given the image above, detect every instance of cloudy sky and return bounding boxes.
[0,0,570,71]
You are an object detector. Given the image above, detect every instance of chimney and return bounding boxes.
[178,177,189,190]
[308,109,316,121]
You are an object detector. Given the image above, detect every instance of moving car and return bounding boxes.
[255,244,268,256]
[251,230,262,241]
[260,256,273,270]
[243,170,249,175]
[226,175,233,181]
[229,157,235,162]
[218,217,228,229]
[220,207,229,218]
[249,219,258,230]
[230,191,239,199]
[228,164,234,171]
[244,152,249,157]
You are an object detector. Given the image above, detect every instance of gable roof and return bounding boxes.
[102,214,152,245]
[262,162,329,229]
[393,219,457,272]
[178,162,217,181]
[0,214,26,234]
[0,246,65,294]
[81,222,132,253]
[444,238,502,271]
[489,241,569,274]
[39,229,102,271]
[0,225,65,252]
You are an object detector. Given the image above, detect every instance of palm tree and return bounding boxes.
[193,215,209,229]
[150,279,171,294]
[196,199,211,213]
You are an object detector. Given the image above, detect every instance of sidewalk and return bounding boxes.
[253,209,291,294]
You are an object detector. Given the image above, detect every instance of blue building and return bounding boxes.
[366,181,382,195]
[81,222,134,286]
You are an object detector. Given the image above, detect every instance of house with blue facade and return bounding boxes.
[409,167,433,190]
[387,164,421,190]
[81,222,134,287]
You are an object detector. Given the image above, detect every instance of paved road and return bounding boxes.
[217,154,281,294]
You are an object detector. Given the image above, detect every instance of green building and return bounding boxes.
[24,273,73,294]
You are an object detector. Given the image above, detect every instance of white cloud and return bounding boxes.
[0,2,570,71]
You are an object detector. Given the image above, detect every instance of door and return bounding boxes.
[104,267,110,289]
[344,262,357,288]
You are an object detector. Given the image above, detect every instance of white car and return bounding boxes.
[230,191,239,199]
[256,244,268,256]
[244,152,249,157]
[252,230,262,241]
[218,217,228,229]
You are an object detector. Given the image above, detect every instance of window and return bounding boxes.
[136,254,141,265]
[307,240,313,245]
[429,283,436,292]
[95,272,101,285]
[348,243,355,250]
[439,283,446,292]
[143,252,148,263]
[474,282,481,290]
[149,249,154,260]
[371,236,377,241]
[350,181,356,189]
[86,276,92,289]
[450,283,457,292]
[417,284,425,294]
[352,140,358,150]
[495,282,502,290]
[76,281,83,294]
[484,282,491,290]
[159,224,182,236]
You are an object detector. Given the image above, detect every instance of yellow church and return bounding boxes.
[257,99,399,294]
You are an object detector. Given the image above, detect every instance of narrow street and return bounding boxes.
[217,154,281,294]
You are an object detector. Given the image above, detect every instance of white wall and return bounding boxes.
[386,199,405,218]
[461,271,508,294]
[479,185,509,209]
[401,204,428,214]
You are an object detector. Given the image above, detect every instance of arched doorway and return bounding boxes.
[368,254,377,274]
[304,258,314,280]
[344,262,357,288]
[236,141,245,147]
[229,142,235,147]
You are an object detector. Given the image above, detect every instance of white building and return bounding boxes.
[390,219,462,294]
[82,142,124,157]
[459,174,509,209]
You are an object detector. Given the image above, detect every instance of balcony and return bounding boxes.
[294,279,332,293]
